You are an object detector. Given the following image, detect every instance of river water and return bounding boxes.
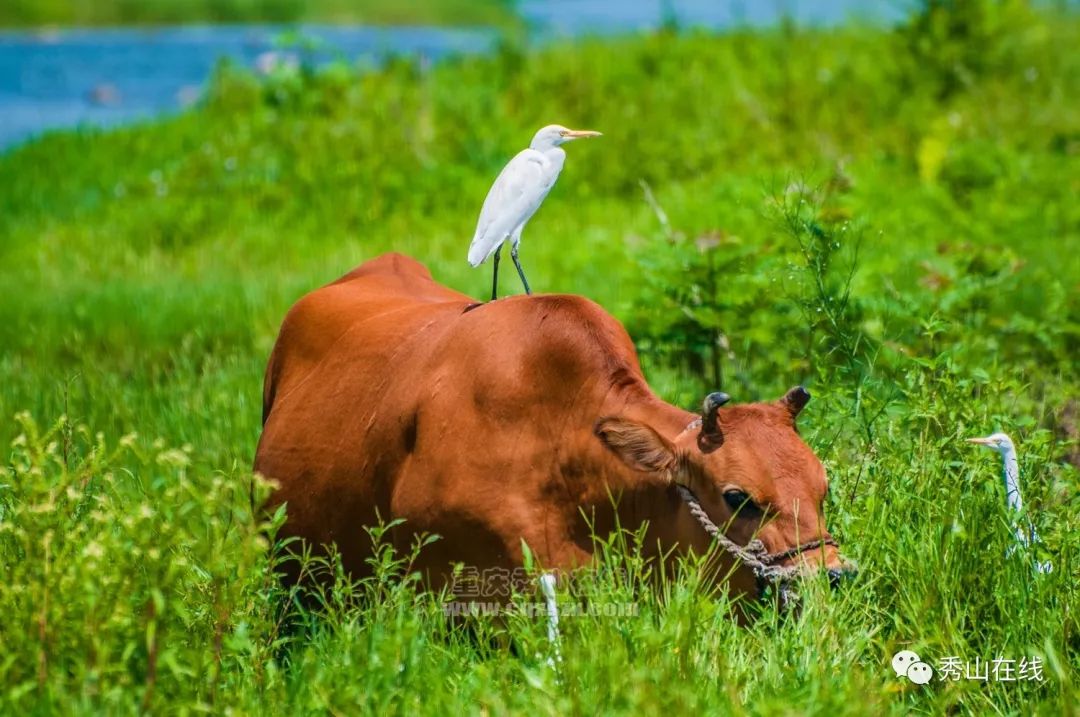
[0,1,903,149]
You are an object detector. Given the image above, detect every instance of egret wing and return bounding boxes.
[468,149,554,266]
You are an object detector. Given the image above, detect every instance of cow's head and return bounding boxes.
[595,386,854,594]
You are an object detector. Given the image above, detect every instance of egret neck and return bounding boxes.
[999,440,1023,515]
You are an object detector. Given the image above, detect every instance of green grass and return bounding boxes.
[1,2,1079,714]
[0,0,517,28]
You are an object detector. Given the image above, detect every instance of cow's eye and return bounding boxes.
[723,489,759,515]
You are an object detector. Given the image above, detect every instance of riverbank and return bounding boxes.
[0,1,913,149]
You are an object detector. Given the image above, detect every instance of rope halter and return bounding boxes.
[673,483,839,586]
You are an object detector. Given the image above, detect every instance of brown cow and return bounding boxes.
[254,253,851,603]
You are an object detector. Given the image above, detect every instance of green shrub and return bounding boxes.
[0,414,280,713]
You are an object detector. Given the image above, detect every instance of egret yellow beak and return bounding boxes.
[966,437,994,446]
[561,129,602,139]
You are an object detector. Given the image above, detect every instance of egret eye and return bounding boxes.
[723,489,759,515]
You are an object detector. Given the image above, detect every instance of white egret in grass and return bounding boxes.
[538,573,561,665]
[967,432,1052,573]
[468,124,601,300]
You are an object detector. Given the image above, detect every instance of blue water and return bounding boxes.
[521,0,903,34]
[0,1,905,150]
[0,25,495,149]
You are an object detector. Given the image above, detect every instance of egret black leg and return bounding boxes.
[511,245,531,295]
[490,245,502,301]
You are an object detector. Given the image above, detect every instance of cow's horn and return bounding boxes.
[781,385,811,420]
[698,391,729,452]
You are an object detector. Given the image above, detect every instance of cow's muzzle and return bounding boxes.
[827,564,858,589]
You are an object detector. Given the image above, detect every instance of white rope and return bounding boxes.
[673,484,805,584]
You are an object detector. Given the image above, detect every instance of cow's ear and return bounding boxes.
[595,417,677,476]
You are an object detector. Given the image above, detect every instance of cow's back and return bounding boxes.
[260,253,470,422]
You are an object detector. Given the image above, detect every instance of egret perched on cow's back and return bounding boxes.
[967,432,1052,573]
[468,124,601,300]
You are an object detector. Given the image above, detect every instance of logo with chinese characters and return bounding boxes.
[892,650,1046,685]
[444,566,638,618]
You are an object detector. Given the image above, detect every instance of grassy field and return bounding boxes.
[0,0,517,27]
[2,1,1079,714]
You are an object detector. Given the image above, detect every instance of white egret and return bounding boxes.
[468,124,601,300]
[967,432,1052,573]
[538,573,561,665]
